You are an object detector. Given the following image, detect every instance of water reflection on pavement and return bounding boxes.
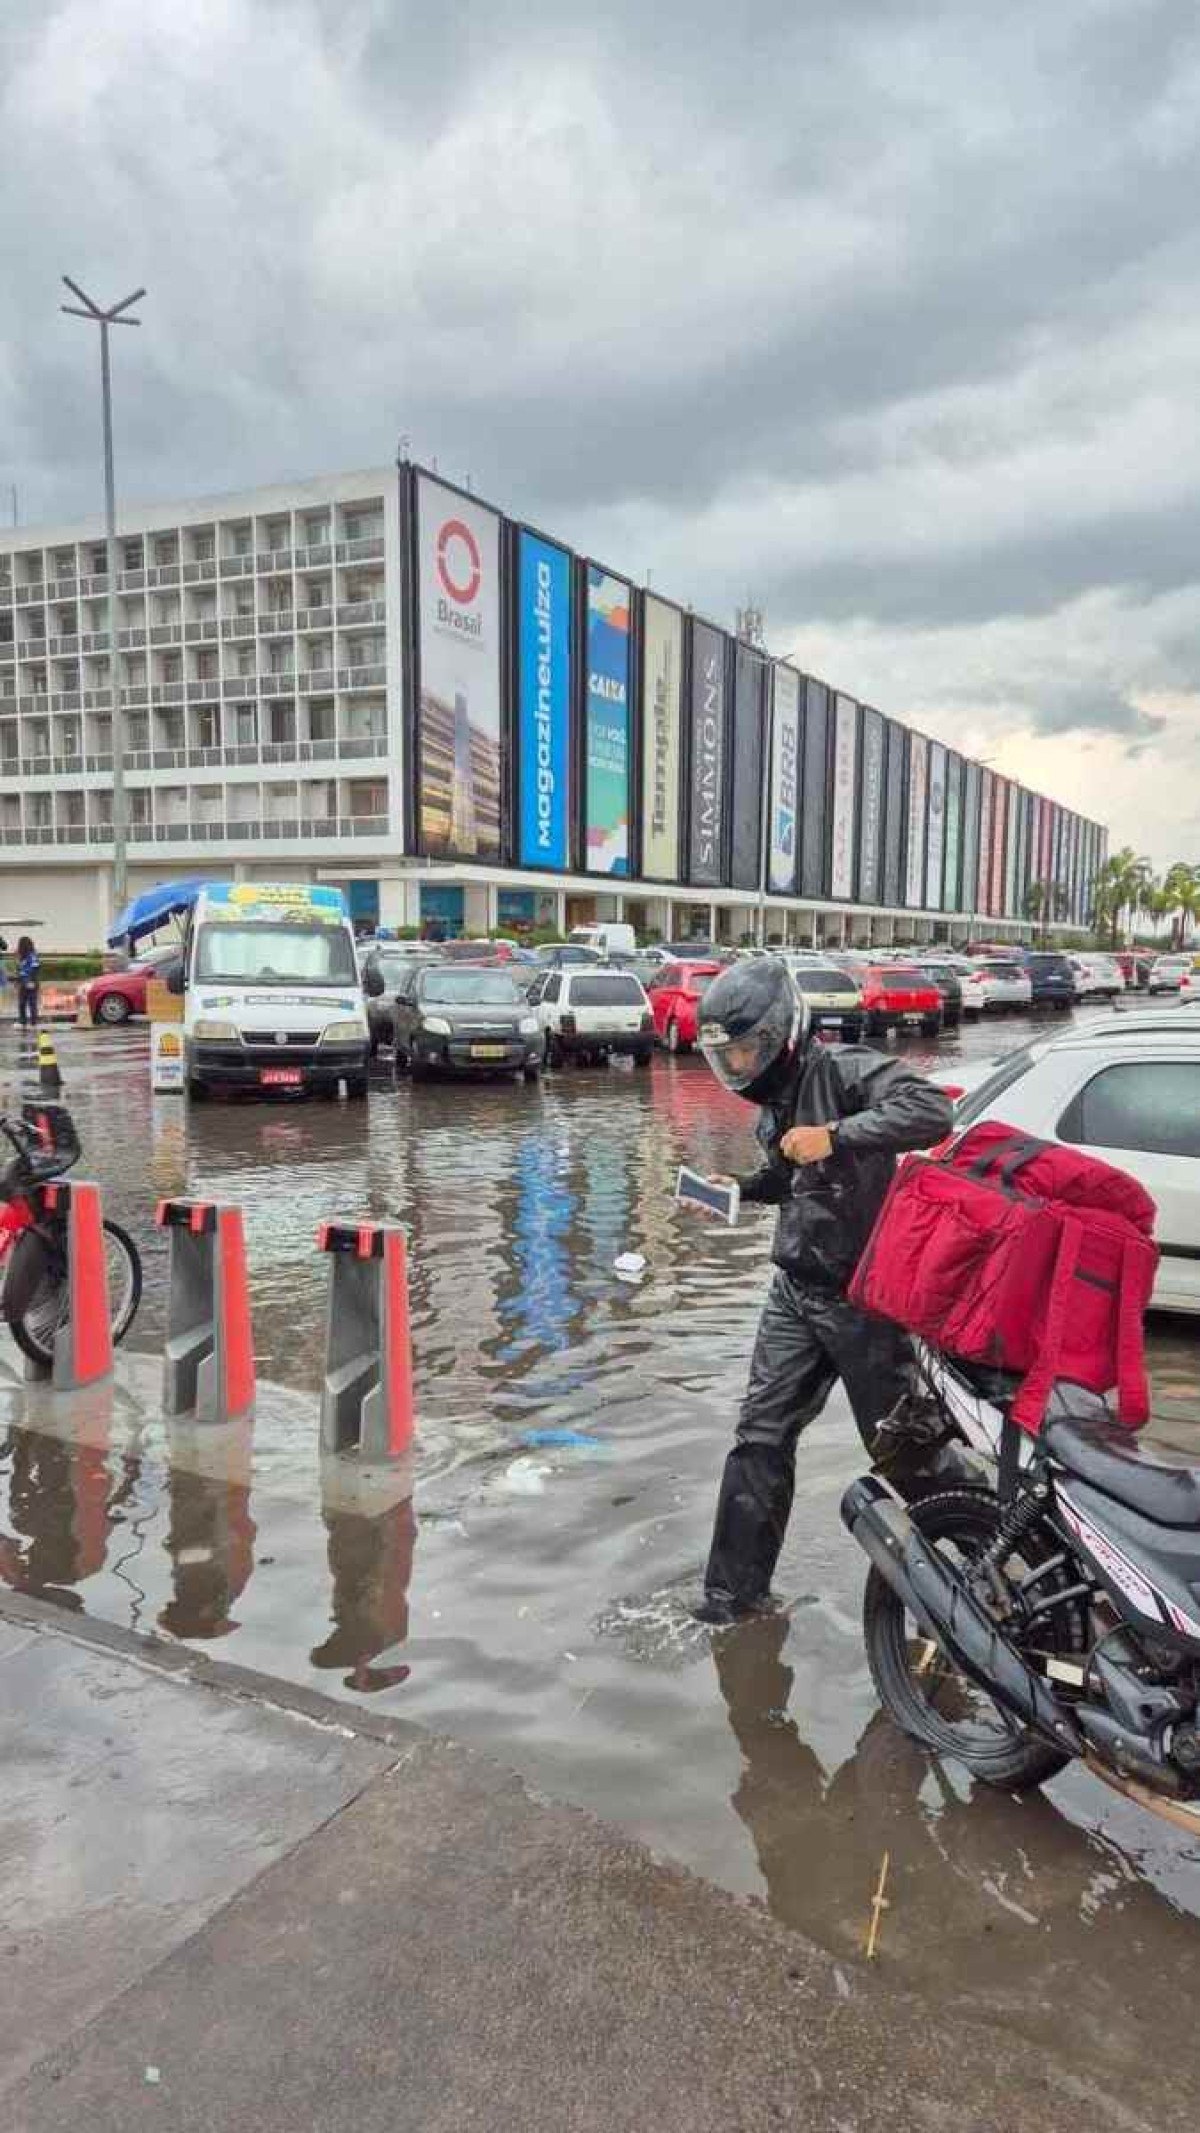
[1,1014,1199,2114]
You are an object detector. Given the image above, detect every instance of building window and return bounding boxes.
[268,700,296,747]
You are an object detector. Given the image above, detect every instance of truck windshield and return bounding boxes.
[195,921,358,986]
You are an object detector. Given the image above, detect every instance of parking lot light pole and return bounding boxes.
[61,277,145,922]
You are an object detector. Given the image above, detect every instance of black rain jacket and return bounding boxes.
[735,1044,954,1292]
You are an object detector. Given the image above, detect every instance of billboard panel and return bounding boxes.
[990,777,1008,916]
[943,752,962,910]
[1005,785,1021,917]
[829,694,859,900]
[977,769,993,913]
[799,679,830,898]
[688,620,728,887]
[882,721,907,910]
[729,645,766,891]
[583,566,631,875]
[925,742,947,913]
[516,531,571,869]
[905,733,928,907]
[961,760,981,914]
[640,597,683,881]
[415,473,502,859]
[768,663,800,896]
[857,706,886,906]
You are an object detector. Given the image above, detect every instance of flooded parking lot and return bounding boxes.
[3,1007,1200,2115]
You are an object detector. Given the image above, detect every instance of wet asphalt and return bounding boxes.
[2,1004,1200,2112]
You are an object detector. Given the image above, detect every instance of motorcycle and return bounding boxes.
[843,1346,1200,1834]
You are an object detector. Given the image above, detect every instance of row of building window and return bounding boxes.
[0,503,386,590]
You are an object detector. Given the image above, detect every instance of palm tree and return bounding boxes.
[1093,847,1153,948]
[1023,879,1050,941]
[1163,861,1200,949]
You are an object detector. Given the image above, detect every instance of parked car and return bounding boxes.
[646,961,724,1052]
[1115,950,1153,990]
[941,1011,1200,1314]
[1149,954,1194,994]
[1069,953,1125,1000]
[858,965,943,1037]
[1181,967,1200,1005]
[911,959,963,1027]
[362,946,442,1052]
[1019,950,1076,1012]
[530,966,655,1068]
[967,959,1035,1013]
[779,958,865,1041]
[532,943,604,972]
[78,941,182,1025]
[388,964,541,1080]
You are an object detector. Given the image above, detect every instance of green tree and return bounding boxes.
[1163,861,1200,950]
[1092,847,1154,948]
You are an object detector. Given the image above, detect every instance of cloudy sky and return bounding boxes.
[4,0,1199,866]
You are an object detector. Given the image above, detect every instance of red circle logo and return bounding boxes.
[436,518,481,605]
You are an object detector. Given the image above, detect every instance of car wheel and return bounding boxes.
[96,992,131,1024]
[667,1019,687,1054]
[343,1075,368,1101]
[410,1056,430,1082]
[919,1016,941,1036]
[545,1034,564,1070]
[634,1047,652,1069]
[522,1063,540,1083]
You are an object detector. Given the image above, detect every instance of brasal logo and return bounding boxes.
[436,518,482,605]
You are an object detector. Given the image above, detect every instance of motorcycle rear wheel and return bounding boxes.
[864,1488,1074,1791]
[5,1219,143,1368]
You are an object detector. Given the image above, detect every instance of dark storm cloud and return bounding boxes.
[3,0,1200,812]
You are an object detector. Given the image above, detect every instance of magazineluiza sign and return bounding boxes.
[415,474,502,860]
[768,663,800,895]
[905,733,928,907]
[641,597,682,880]
[517,531,571,869]
[688,620,727,887]
[584,567,631,876]
[830,694,858,901]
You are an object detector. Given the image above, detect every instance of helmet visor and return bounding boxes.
[700,1012,792,1094]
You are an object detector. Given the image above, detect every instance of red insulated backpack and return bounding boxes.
[847,1120,1159,1434]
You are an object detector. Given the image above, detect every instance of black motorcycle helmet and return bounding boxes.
[698,956,810,1101]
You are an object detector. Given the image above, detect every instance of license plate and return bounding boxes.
[260,1067,302,1086]
[470,1044,507,1060]
[904,1013,922,1025]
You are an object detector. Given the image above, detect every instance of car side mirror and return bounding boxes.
[164,959,185,996]
[363,965,385,998]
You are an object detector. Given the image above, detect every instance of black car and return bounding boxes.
[379,964,542,1081]
[912,960,963,1025]
[1021,950,1076,1011]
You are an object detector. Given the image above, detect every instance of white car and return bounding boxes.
[942,1011,1200,1314]
[530,965,655,1069]
[965,958,1033,1013]
[1148,954,1192,994]
[1181,967,1200,1005]
[1069,953,1125,1000]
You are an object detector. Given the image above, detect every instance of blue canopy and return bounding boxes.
[107,876,211,951]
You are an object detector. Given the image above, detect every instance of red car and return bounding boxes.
[859,964,943,1037]
[78,943,179,1025]
[648,961,724,1053]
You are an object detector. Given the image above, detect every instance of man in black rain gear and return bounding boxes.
[695,956,957,1625]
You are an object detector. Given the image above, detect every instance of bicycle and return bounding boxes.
[0,1102,142,1368]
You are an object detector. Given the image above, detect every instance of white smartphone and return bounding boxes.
[675,1166,741,1225]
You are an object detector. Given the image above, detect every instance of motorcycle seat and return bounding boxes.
[1043,1411,1200,1529]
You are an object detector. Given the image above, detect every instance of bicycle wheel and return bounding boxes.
[5,1218,142,1367]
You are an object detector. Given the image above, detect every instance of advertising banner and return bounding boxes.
[768,663,800,896]
[584,566,631,875]
[857,706,885,906]
[961,760,980,914]
[943,752,962,910]
[1040,796,1054,888]
[1005,785,1021,917]
[829,694,859,900]
[905,733,928,907]
[925,741,947,914]
[516,531,571,869]
[882,721,907,910]
[415,473,502,859]
[800,679,829,898]
[1029,795,1042,899]
[730,645,766,891]
[977,770,994,914]
[990,777,1008,916]
[688,620,728,886]
[640,596,683,881]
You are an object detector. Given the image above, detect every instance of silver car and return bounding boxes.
[974,959,1034,1012]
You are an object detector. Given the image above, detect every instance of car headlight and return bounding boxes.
[319,1019,367,1044]
[519,1015,538,1036]
[192,1019,239,1041]
[421,1016,452,1036]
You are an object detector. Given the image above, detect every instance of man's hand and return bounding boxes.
[780,1125,834,1165]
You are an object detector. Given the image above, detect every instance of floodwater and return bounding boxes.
[3,1010,1200,2115]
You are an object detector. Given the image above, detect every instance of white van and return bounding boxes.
[175,882,370,1099]
[568,922,637,958]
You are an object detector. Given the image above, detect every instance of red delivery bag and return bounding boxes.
[847,1121,1159,1433]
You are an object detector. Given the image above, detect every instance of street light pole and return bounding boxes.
[61,276,145,922]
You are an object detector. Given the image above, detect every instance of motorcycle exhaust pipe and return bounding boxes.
[841,1473,1083,1755]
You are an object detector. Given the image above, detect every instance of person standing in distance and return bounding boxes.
[694,957,954,1625]
[15,936,40,1033]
